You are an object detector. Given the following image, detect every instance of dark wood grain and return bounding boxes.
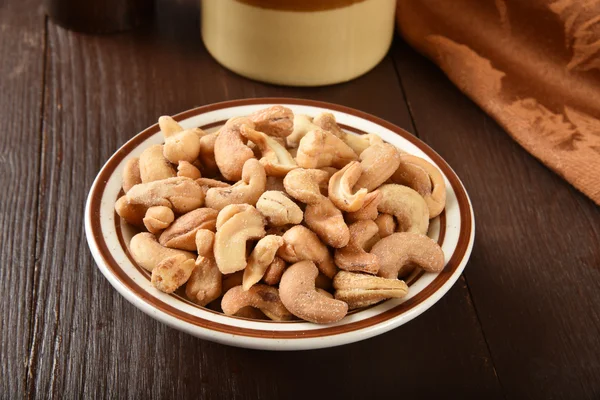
[24,0,503,398]
[0,0,45,397]
[392,40,600,400]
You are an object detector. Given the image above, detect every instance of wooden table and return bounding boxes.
[2,0,599,398]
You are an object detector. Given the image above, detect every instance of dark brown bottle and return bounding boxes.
[45,0,153,34]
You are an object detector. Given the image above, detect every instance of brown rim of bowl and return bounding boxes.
[88,98,473,339]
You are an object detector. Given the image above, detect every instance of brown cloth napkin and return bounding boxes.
[396,0,600,205]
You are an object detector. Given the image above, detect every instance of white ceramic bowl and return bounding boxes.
[85,98,475,351]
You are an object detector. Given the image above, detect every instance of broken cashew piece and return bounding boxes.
[334,220,380,274]
[214,204,266,274]
[158,116,203,164]
[125,177,205,214]
[249,105,294,138]
[286,114,321,148]
[305,197,350,248]
[143,206,175,234]
[296,129,358,169]
[283,168,329,204]
[256,190,303,226]
[138,144,176,183]
[377,184,429,235]
[205,158,266,210]
[185,229,222,306]
[177,161,202,180]
[262,257,287,285]
[371,232,445,279]
[333,271,408,309]
[122,158,142,193]
[221,284,293,321]
[279,261,348,324]
[354,143,401,192]
[241,125,297,177]
[374,213,396,238]
[242,235,285,291]
[346,190,382,223]
[399,154,446,218]
[158,207,218,250]
[278,225,337,279]
[151,254,196,293]
[214,117,256,181]
[328,161,368,212]
[129,232,195,272]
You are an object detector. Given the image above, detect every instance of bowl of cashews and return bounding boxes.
[85,98,475,350]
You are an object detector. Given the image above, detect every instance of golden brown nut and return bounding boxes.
[283,168,329,204]
[286,114,321,148]
[377,184,429,235]
[240,125,297,177]
[115,196,147,228]
[159,116,203,164]
[158,208,218,250]
[143,206,175,234]
[177,161,202,180]
[328,161,368,212]
[242,235,285,291]
[279,261,348,324]
[333,271,409,309]
[249,105,294,138]
[390,159,432,198]
[371,232,445,279]
[185,229,221,306]
[296,129,358,169]
[205,158,266,210]
[221,285,293,321]
[277,225,337,279]
[312,112,345,138]
[334,220,380,274]
[122,158,142,193]
[256,191,303,226]
[374,213,396,238]
[354,143,402,192]
[198,132,220,177]
[151,254,196,293]
[138,144,176,183]
[312,112,383,155]
[345,190,382,223]
[262,257,287,285]
[214,117,256,181]
[222,271,244,294]
[305,198,350,248]
[125,177,205,214]
[398,154,446,219]
[129,232,195,272]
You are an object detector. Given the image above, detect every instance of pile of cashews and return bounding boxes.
[115,106,447,324]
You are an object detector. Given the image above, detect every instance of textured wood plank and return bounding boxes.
[393,39,600,400]
[28,1,501,398]
[0,0,45,397]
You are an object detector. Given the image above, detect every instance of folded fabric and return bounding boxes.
[396,0,600,205]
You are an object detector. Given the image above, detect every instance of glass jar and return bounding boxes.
[201,0,397,86]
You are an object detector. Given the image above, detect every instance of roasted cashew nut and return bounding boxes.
[398,155,446,218]
[328,161,368,212]
[240,125,297,177]
[198,132,220,177]
[122,157,142,193]
[158,116,203,164]
[296,129,358,169]
[333,271,408,309]
[374,213,396,238]
[390,158,432,199]
[305,197,350,248]
[262,257,287,285]
[205,158,266,210]
[312,112,383,155]
[185,229,222,306]
[277,225,337,279]
[115,196,147,228]
[286,114,320,148]
[249,105,294,138]
[158,207,218,250]
[143,206,175,234]
[151,254,197,293]
[214,117,256,181]
[177,161,202,180]
[242,235,285,291]
[214,204,266,274]
[138,144,176,183]
[377,184,429,235]
[354,143,401,192]
[129,232,195,272]
[346,190,382,223]
[279,261,348,324]
[256,190,303,226]
[221,284,293,321]
[371,232,445,279]
[283,168,329,204]
[125,177,205,214]
[334,220,379,274]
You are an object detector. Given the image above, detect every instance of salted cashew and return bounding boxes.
[240,125,297,177]
[286,114,321,148]
[214,117,256,181]
[222,271,244,294]
[256,191,303,226]
[377,184,429,235]
[354,143,401,192]
[158,116,203,164]
[138,144,176,183]
[312,112,383,155]
[334,220,379,274]
[242,235,285,291]
[333,271,408,309]
[346,190,382,223]
[328,161,368,212]
[398,155,446,218]
[125,177,205,214]
[198,132,220,177]
[371,232,445,279]
[196,177,230,197]
[151,254,196,293]
[374,213,396,238]
[177,161,202,180]
[390,158,432,199]
[129,232,195,272]
[205,158,266,210]
[214,204,266,274]
[249,105,294,138]
[283,168,329,204]
[122,158,141,193]
[185,229,222,306]
[115,196,147,228]
[221,285,293,321]
[278,225,337,278]
[158,208,218,250]
[296,129,358,169]
[262,257,287,285]
[143,206,175,234]
[279,261,348,324]
[305,197,350,248]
